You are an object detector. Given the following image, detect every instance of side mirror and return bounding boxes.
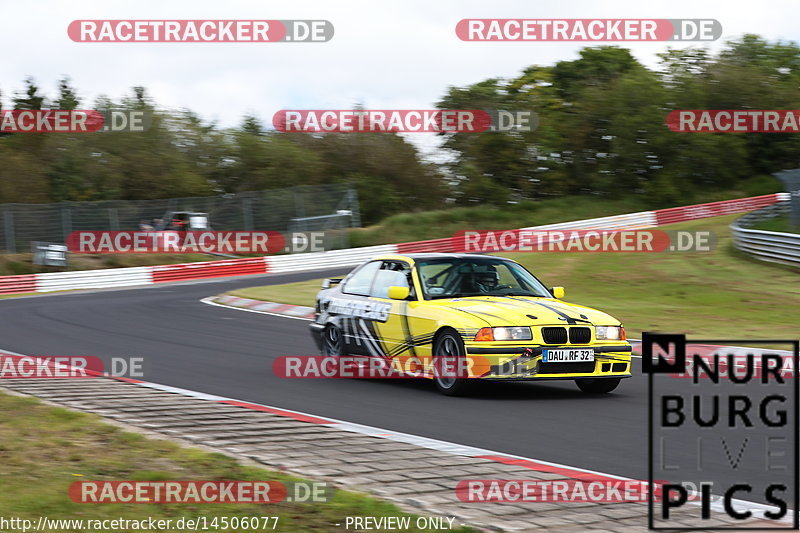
[551,287,565,299]
[322,278,342,289]
[388,286,410,300]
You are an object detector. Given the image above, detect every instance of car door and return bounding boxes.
[405,260,472,362]
[337,260,383,356]
[368,260,416,360]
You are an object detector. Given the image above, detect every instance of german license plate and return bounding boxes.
[542,348,594,362]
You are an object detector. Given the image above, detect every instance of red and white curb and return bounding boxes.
[203,294,315,320]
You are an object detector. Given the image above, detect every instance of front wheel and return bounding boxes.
[322,324,344,356]
[433,331,474,396]
[576,378,621,394]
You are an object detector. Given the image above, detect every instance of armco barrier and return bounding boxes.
[396,238,453,254]
[654,193,787,226]
[395,211,659,254]
[37,267,153,292]
[520,210,657,231]
[152,257,269,283]
[731,201,800,268]
[0,194,789,295]
[0,274,36,294]
[266,245,396,273]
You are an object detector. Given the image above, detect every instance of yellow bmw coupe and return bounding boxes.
[309,254,632,395]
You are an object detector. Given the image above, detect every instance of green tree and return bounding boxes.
[13,77,45,110]
[56,77,80,110]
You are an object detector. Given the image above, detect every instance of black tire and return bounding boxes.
[576,378,621,394]
[432,330,474,396]
[322,324,344,356]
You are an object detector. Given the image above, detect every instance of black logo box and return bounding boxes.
[644,333,799,531]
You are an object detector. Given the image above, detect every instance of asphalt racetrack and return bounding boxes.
[0,269,793,508]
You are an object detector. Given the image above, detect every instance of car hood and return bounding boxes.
[436,296,621,327]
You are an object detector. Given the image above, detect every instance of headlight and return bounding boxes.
[474,327,533,341]
[595,326,625,341]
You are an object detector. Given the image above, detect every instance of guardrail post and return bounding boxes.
[60,203,73,243]
[293,188,306,223]
[242,197,254,231]
[109,208,120,231]
[773,169,800,228]
[3,209,15,254]
[347,188,361,228]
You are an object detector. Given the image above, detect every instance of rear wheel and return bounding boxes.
[322,324,344,356]
[433,331,474,396]
[576,378,621,394]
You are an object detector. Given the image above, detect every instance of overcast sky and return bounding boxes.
[2,0,797,155]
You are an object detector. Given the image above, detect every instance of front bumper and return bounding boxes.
[465,343,632,380]
[309,322,324,351]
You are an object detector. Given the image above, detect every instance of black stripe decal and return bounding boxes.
[518,299,591,325]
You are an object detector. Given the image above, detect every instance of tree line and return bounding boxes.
[438,35,798,206]
[0,35,796,224]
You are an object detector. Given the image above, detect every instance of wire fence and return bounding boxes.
[0,184,360,253]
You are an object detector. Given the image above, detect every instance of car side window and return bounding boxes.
[341,261,381,296]
[370,261,412,298]
[496,264,517,286]
[417,263,451,299]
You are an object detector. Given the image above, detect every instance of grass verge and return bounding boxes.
[347,179,783,248]
[229,281,326,306]
[228,215,799,340]
[0,392,476,533]
[0,292,41,299]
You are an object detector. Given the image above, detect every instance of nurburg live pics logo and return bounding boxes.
[643,333,799,530]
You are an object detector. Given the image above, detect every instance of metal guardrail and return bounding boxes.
[266,244,396,273]
[152,257,268,282]
[36,267,153,292]
[731,201,800,268]
[521,211,657,231]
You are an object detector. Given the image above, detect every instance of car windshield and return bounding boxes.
[416,258,551,300]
